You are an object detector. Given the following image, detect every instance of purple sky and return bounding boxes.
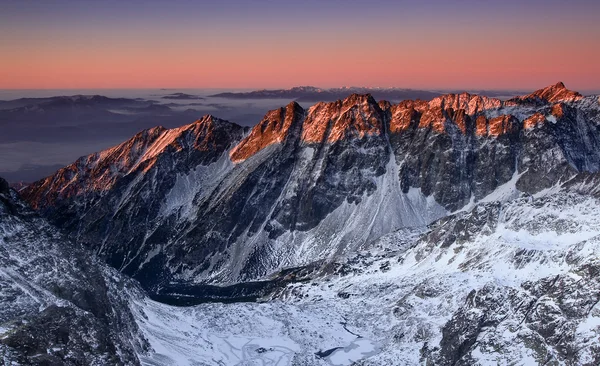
[1,0,599,90]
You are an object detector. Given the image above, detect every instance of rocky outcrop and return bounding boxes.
[512,81,584,104]
[230,102,304,162]
[425,267,600,366]
[301,94,385,143]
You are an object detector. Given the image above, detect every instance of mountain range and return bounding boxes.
[2,82,600,365]
[208,86,520,102]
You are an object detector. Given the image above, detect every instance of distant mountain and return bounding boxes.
[161,92,205,100]
[0,95,198,143]
[208,86,522,103]
[0,94,177,115]
[210,86,442,102]
[0,95,136,111]
[0,94,204,183]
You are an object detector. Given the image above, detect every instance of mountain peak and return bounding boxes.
[427,92,502,115]
[229,102,305,163]
[192,114,236,129]
[286,100,304,113]
[21,117,245,208]
[197,114,218,123]
[343,93,378,107]
[230,95,385,161]
[521,81,583,103]
[389,92,503,134]
[302,93,385,143]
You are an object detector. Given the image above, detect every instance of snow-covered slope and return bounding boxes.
[6,170,600,365]
[134,186,600,365]
[0,177,147,365]
[6,173,600,365]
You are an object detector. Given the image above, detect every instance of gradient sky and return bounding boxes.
[1,0,599,90]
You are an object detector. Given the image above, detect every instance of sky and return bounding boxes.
[1,0,599,91]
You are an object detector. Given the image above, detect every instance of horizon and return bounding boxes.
[1,0,599,91]
[1,83,600,96]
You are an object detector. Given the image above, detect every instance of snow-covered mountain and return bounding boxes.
[20,83,600,292]
[5,175,600,364]
[134,186,600,365]
[4,82,600,364]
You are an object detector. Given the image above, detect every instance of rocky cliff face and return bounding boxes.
[0,177,147,365]
[20,83,600,294]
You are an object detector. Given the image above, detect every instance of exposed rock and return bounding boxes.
[516,81,584,104]
[23,115,245,209]
[425,264,600,365]
[230,102,304,162]
[302,94,385,143]
[0,177,9,194]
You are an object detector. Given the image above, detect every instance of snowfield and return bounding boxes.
[134,188,600,365]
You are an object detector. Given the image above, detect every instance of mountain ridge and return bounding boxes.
[23,115,246,209]
[19,82,600,290]
[229,82,591,162]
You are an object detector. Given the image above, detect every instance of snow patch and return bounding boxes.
[160,151,233,220]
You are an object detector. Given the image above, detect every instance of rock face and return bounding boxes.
[24,115,246,209]
[427,267,600,366]
[230,102,304,162]
[20,83,600,294]
[512,81,584,104]
[0,177,146,365]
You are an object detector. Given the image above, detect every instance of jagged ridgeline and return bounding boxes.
[20,83,600,294]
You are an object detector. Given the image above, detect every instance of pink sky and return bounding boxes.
[1,1,599,91]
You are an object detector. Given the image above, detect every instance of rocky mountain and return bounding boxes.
[5,82,600,365]
[0,177,147,365]
[20,83,600,295]
[6,176,600,365]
